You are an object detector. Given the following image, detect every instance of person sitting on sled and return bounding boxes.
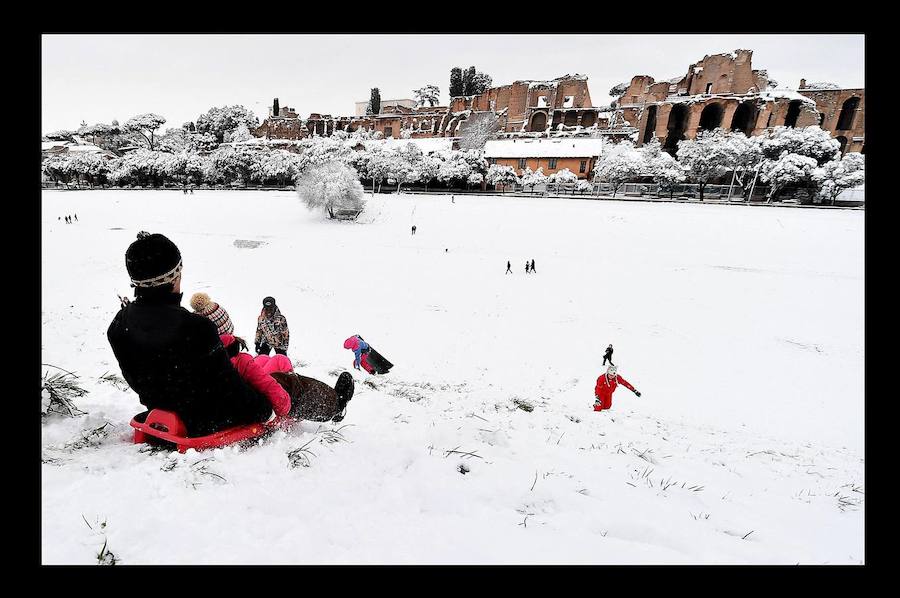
[593,364,641,412]
[220,334,293,417]
[344,334,370,372]
[108,232,275,436]
[190,291,235,336]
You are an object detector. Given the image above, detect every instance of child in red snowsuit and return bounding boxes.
[594,365,641,411]
[221,334,293,417]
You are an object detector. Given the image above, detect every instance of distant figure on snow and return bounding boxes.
[74,213,78,222]
[190,292,235,336]
[603,344,614,366]
[525,261,530,274]
[412,225,417,235]
[183,188,188,194]
[506,260,512,274]
[255,296,290,356]
[593,365,640,412]
[189,188,194,194]
[530,259,536,273]
[451,195,455,203]
[344,334,393,375]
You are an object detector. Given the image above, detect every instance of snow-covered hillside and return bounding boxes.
[41,190,864,564]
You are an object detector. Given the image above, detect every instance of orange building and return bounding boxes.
[483,138,605,179]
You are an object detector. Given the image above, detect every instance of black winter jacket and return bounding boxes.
[107,291,272,436]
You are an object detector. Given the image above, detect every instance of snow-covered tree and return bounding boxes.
[367,88,381,115]
[467,172,484,189]
[813,153,864,205]
[296,161,366,219]
[485,164,520,193]
[593,141,644,197]
[418,154,443,192]
[449,67,464,97]
[458,112,500,150]
[195,105,260,143]
[675,130,732,200]
[252,150,302,186]
[357,147,392,193]
[204,146,259,185]
[759,126,840,165]
[297,136,354,173]
[123,113,167,150]
[45,130,76,142]
[609,82,630,98]
[647,150,686,199]
[521,166,547,192]
[471,72,492,95]
[548,168,578,186]
[436,151,474,188]
[414,85,441,107]
[576,179,594,194]
[228,124,253,143]
[760,153,819,203]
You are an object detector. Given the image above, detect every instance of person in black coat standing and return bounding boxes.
[603,344,614,366]
[107,232,274,436]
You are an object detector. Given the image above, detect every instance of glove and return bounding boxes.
[634,390,641,397]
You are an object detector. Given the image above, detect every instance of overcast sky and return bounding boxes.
[41,34,864,135]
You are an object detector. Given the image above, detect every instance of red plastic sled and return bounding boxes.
[130,409,290,453]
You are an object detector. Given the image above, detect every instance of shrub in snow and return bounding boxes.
[576,179,593,194]
[228,124,253,143]
[373,131,384,140]
[296,161,366,219]
[813,153,864,205]
[593,141,644,197]
[486,164,520,192]
[41,370,88,418]
[467,172,484,189]
[647,150,686,199]
[399,128,412,139]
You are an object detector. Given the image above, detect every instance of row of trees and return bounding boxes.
[449,66,492,97]
[593,126,864,204]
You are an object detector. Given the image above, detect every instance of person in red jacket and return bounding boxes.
[221,334,293,417]
[594,365,641,411]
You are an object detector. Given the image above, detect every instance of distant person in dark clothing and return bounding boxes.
[603,344,614,366]
[412,225,417,235]
[525,261,530,274]
[74,214,78,222]
[506,260,512,274]
[255,296,290,356]
[530,259,536,273]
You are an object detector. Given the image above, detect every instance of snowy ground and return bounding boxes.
[41,190,864,564]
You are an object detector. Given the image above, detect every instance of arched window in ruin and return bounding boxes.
[784,100,803,128]
[836,97,859,130]
[530,112,548,131]
[730,102,757,136]
[663,104,689,153]
[564,111,578,126]
[836,136,848,155]
[581,111,597,127]
[642,105,658,144]
[699,103,724,131]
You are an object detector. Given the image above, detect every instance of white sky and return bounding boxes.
[41,34,864,135]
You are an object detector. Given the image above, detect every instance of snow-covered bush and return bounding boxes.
[593,141,644,197]
[813,153,864,205]
[467,172,484,188]
[576,179,593,194]
[296,161,366,219]
[647,150,686,199]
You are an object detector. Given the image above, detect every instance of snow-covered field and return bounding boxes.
[41,190,864,564]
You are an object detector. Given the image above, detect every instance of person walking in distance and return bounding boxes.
[74,214,78,222]
[525,261,531,274]
[506,260,512,274]
[411,225,417,236]
[530,259,536,274]
[603,344,614,366]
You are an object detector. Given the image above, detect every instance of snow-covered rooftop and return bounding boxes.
[484,138,605,159]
